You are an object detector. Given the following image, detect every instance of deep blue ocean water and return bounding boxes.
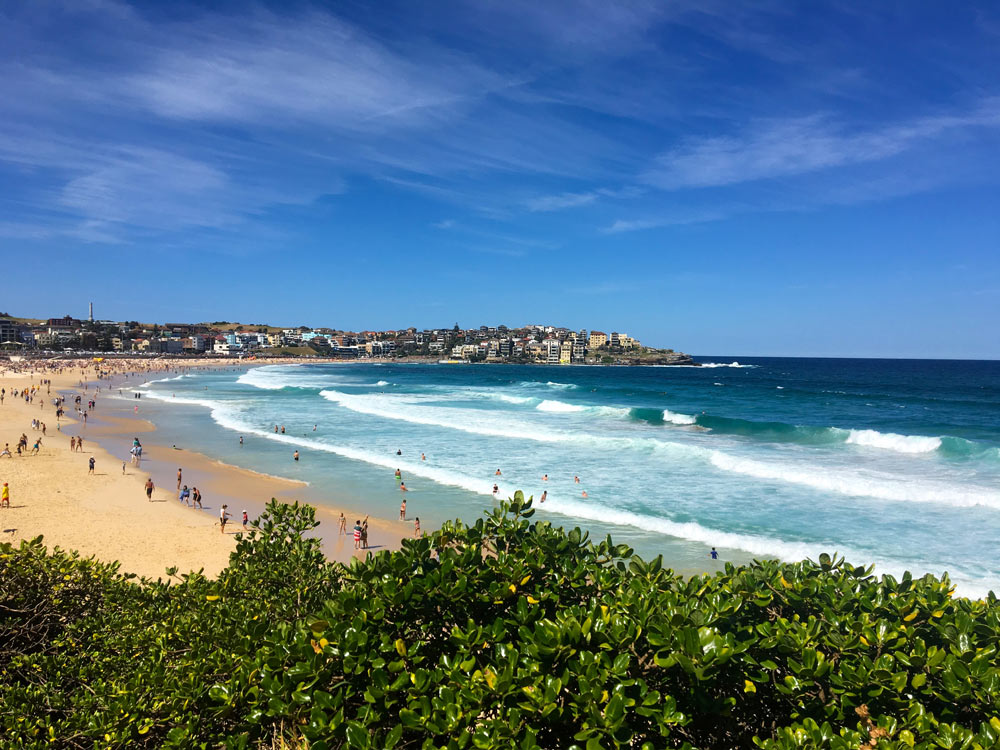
[135,357,1000,596]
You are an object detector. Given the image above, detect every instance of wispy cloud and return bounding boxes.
[602,208,734,233]
[524,192,600,212]
[642,99,1000,189]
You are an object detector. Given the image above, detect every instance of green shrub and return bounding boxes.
[2,493,999,749]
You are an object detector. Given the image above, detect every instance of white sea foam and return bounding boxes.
[536,399,585,413]
[545,381,578,389]
[709,451,1000,509]
[375,380,390,386]
[699,361,756,368]
[845,429,942,454]
[663,409,697,425]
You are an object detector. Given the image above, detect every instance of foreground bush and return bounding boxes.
[2,494,999,749]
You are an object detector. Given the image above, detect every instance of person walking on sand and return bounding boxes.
[88,456,95,474]
[219,504,230,533]
[177,468,182,490]
[76,437,83,452]
[121,461,126,475]
[192,487,203,509]
[353,520,362,549]
[145,477,154,501]
[32,438,42,455]
[242,510,248,529]
[1,482,9,508]
[338,512,346,535]
[179,485,190,505]
[0,444,10,458]
[361,517,369,549]
[400,498,406,520]
[414,517,420,537]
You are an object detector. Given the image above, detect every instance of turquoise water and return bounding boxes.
[134,358,1000,596]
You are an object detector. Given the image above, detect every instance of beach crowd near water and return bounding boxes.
[0,355,414,579]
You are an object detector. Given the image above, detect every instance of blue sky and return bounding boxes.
[1,0,998,357]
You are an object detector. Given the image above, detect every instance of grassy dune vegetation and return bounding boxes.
[2,495,999,749]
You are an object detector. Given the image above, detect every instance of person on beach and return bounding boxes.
[219,504,230,533]
[710,548,719,560]
[88,456,95,474]
[242,510,248,529]
[399,481,408,492]
[414,517,420,537]
[361,517,369,549]
[177,468,182,490]
[400,499,406,520]
[338,513,346,535]
[574,475,580,483]
[0,444,11,458]
[281,425,285,434]
[192,487,203,509]
[31,438,42,455]
[394,468,401,483]
[293,450,299,462]
[581,490,588,498]
[145,478,154,501]
[1,482,9,508]
[239,436,243,446]
[353,520,362,549]
[421,453,426,461]
[540,490,547,503]
[122,461,126,475]
[396,449,401,456]
[493,484,499,495]
[179,485,190,505]
[542,474,548,481]
[495,469,502,476]
[76,437,83,452]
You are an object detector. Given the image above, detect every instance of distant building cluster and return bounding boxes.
[0,308,642,362]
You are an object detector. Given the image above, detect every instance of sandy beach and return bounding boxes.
[0,357,406,579]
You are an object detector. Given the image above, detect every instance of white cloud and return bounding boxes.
[524,192,600,212]
[643,100,1000,189]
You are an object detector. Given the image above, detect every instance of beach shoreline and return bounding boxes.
[0,357,408,579]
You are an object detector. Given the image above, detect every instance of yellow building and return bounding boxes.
[560,341,573,364]
[588,331,607,349]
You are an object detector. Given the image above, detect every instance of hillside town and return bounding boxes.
[0,306,693,365]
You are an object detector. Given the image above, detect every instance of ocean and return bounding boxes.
[134,357,1000,597]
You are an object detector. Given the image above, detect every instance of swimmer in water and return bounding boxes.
[581,490,588,498]
[574,475,580,483]
[540,490,547,502]
[293,450,299,461]
[493,484,499,495]
[542,474,548,481]
[495,468,502,476]
[421,453,426,461]
[400,482,408,492]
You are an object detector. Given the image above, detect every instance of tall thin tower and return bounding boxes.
[89,302,94,322]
